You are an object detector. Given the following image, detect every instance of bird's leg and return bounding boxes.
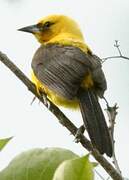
[36,87,50,108]
[74,125,85,143]
[31,86,50,109]
[41,92,50,109]
[30,85,43,105]
[30,96,37,105]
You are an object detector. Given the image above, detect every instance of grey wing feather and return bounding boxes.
[90,55,107,97]
[32,45,91,99]
[31,44,107,99]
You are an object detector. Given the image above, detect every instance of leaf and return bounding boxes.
[0,137,13,151]
[53,155,94,180]
[0,147,78,180]
[92,162,98,167]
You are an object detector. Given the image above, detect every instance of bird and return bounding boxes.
[18,14,113,157]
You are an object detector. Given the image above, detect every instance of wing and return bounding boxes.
[89,54,107,97]
[31,44,106,99]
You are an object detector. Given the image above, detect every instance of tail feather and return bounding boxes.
[78,88,113,157]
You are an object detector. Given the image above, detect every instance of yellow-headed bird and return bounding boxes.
[19,15,113,157]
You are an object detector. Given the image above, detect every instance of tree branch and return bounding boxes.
[102,40,129,63]
[0,51,123,180]
[105,104,122,179]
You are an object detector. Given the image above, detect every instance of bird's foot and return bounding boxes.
[42,93,50,109]
[30,89,50,109]
[74,125,85,143]
[30,96,37,105]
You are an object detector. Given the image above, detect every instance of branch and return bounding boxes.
[0,51,123,180]
[106,104,122,178]
[102,40,129,62]
[102,97,122,176]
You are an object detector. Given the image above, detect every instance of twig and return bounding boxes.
[0,51,123,180]
[102,40,129,63]
[114,40,122,56]
[105,103,122,177]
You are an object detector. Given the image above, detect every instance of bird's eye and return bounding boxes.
[44,21,51,28]
[37,21,54,31]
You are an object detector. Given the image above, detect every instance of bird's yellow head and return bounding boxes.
[18,14,84,44]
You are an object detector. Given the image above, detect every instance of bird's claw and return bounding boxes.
[30,91,50,109]
[30,96,37,105]
[42,93,50,109]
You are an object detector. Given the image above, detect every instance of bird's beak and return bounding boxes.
[18,24,40,34]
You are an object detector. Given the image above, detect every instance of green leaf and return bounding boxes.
[0,147,78,180]
[53,155,94,180]
[92,162,98,167]
[0,137,12,151]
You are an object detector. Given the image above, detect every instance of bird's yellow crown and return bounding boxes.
[35,14,84,44]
